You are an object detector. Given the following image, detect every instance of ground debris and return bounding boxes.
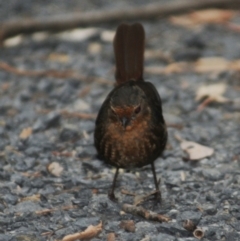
[122,204,171,223]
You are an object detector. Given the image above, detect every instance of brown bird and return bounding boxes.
[94,23,167,202]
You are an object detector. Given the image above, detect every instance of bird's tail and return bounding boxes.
[113,23,145,85]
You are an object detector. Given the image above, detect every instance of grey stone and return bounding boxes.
[202,169,223,181]
[152,233,176,241]
[203,204,217,215]
[4,194,18,205]
[31,178,44,188]
[0,234,12,241]
[178,211,202,226]
[74,217,101,229]
[11,201,42,213]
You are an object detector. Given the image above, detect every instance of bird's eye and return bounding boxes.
[134,105,141,114]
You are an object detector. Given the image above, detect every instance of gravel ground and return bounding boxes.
[0,1,240,241]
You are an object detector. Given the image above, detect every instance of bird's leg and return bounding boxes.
[108,167,119,202]
[151,163,161,203]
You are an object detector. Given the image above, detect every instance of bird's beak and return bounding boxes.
[121,117,130,128]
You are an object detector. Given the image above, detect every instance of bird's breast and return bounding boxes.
[98,118,163,168]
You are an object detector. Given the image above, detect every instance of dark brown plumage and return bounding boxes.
[94,23,167,201]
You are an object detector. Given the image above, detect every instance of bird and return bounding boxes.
[94,23,167,202]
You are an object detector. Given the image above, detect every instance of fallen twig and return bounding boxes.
[35,205,77,215]
[37,108,97,120]
[197,96,215,111]
[122,203,171,222]
[62,221,102,241]
[121,189,136,196]
[133,190,159,206]
[0,61,111,84]
[60,110,97,120]
[0,61,73,78]
[0,0,238,43]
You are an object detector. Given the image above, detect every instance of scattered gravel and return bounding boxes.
[0,1,240,241]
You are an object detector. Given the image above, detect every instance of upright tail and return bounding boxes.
[113,23,145,85]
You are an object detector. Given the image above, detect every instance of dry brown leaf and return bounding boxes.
[145,62,187,75]
[62,221,102,241]
[107,233,116,241]
[180,140,214,160]
[144,58,240,76]
[47,162,64,177]
[3,35,24,47]
[20,194,41,202]
[1,83,10,91]
[191,9,234,24]
[88,42,102,54]
[195,83,229,103]
[227,23,240,32]
[145,49,173,62]
[100,30,115,42]
[119,220,136,232]
[170,9,235,28]
[169,15,198,28]
[194,57,229,73]
[229,60,240,71]
[19,127,32,140]
[48,53,70,63]
[56,28,98,42]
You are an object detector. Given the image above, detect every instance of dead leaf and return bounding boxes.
[19,127,32,140]
[1,83,10,91]
[100,30,115,42]
[119,220,136,232]
[3,35,23,47]
[170,9,235,28]
[191,9,234,24]
[62,221,102,241]
[229,60,240,71]
[88,42,102,54]
[20,194,41,202]
[145,62,187,75]
[226,23,240,32]
[170,15,198,28]
[180,140,214,160]
[145,49,173,62]
[55,28,98,42]
[48,53,70,63]
[107,233,116,241]
[194,57,229,73]
[47,162,64,177]
[196,83,229,107]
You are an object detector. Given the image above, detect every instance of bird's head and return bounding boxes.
[109,82,149,130]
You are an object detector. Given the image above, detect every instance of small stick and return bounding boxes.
[0,61,112,84]
[122,203,171,222]
[133,190,159,206]
[35,205,77,215]
[60,110,97,120]
[0,0,238,43]
[121,189,136,196]
[197,97,213,111]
